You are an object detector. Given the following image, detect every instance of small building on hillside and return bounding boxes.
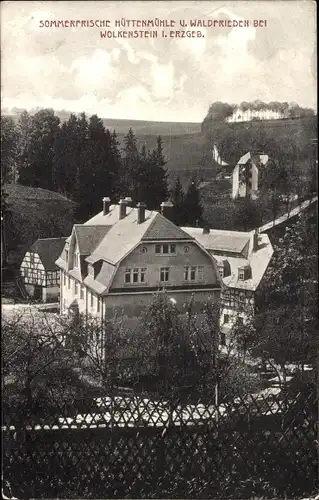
[181,226,273,332]
[20,238,67,302]
[55,197,221,319]
[232,151,269,199]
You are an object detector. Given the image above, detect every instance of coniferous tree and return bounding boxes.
[135,144,150,203]
[19,109,60,190]
[120,128,140,199]
[105,129,121,198]
[1,116,19,183]
[16,110,33,183]
[147,136,169,210]
[183,178,203,226]
[52,114,80,197]
[87,114,109,214]
[171,176,186,226]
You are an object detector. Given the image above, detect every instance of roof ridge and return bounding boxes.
[182,227,251,236]
[36,237,67,241]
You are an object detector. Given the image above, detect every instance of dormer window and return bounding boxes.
[238,265,251,281]
[217,259,230,279]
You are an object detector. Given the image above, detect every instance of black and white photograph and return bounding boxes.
[1,1,318,499]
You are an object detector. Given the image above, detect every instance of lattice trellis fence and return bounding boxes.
[2,387,318,499]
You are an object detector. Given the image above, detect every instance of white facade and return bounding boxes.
[226,109,284,123]
[232,152,269,200]
[56,202,221,321]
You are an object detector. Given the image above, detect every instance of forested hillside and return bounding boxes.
[202,101,317,168]
[1,109,205,265]
[2,184,76,268]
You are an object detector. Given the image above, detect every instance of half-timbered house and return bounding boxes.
[181,227,274,331]
[20,238,67,302]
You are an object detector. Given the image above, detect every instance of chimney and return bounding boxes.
[160,201,174,220]
[119,199,128,220]
[137,202,146,224]
[103,197,111,215]
[253,228,259,251]
[203,226,210,234]
[124,197,132,207]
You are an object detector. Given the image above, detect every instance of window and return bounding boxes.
[224,314,230,324]
[239,269,245,281]
[160,267,170,282]
[239,292,246,304]
[223,290,236,308]
[184,246,189,253]
[68,276,71,289]
[162,244,169,254]
[97,297,100,313]
[63,273,66,286]
[80,285,84,299]
[184,266,203,282]
[218,266,224,278]
[74,282,78,295]
[237,317,244,326]
[155,244,176,255]
[184,266,189,281]
[90,293,94,308]
[124,268,147,284]
[30,254,35,266]
[190,266,196,281]
[65,250,69,261]
[141,246,147,254]
[198,266,204,281]
[133,268,139,283]
[74,253,79,267]
[125,268,131,283]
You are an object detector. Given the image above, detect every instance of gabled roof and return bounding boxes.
[221,234,273,291]
[237,152,251,165]
[182,228,273,291]
[29,238,67,271]
[86,207,157,265]
[73,225,110,255]
[85,209,193,266]
[142,214,192,241]
[181,227,250,254]
[237,151,269,166]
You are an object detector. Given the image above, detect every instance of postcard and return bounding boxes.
[1,2,317,499]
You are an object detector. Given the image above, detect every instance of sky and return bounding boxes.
[1,1,317,122]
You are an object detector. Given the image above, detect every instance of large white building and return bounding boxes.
[55,198,221,320]
[226,108,284,123]
[53,196,273,332]
[232,151,269,199]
